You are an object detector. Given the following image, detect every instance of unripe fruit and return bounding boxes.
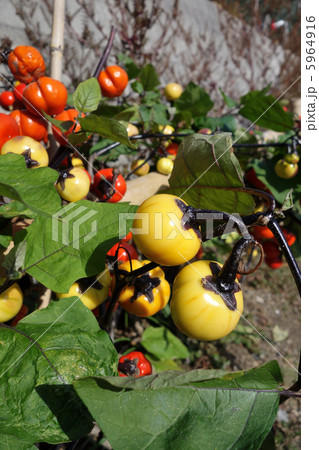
[126,123,139,137]
[56,167,91,202]
[131,159,150,176]
[274,159,298,179]
[1,135,49,168]
[164,83,183,101]
[156,157,174,175]
[0,283,24,323]
[132,194,201,266]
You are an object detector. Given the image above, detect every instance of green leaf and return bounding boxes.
[95,103,128,118]
[79,115,136,149]
[175,82,214,117]
[131,80,144,94]
[147,357,182,373]
[0,221,11,248]
[239,90,294,132]
[141,326,190,361]
[23,200,138,292]
[166,133,255,215]
[74,361,282,450]
[0,434,37,450]
[67,131,91,146]
[42,111,74,131]
[250,158,301,204]
[0,154,61,217]
[138,64,160,91]
[0,298,118,444]
[114,105,140,122]
[73,77,102,113]
[219,88,238,108]
[117,53,140,79]
[194,115,237,133]
[3,231,27,280]
[0,200,36,219]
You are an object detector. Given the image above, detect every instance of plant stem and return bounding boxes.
[93,26,117,78]
[267,217,301,295]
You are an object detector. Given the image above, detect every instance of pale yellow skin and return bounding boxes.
[170,260,243,341]
[116,260,170,317]
[0,283,23,322]
[131,159,150,176]
[56,167,91,202]
[71,156,84,168]
[1,136,49,168]
[56,269,112,310]
[158,124,175,135]
[274,159,298,179]
[164,83,183,101]
[126,123,139,137]
[156,157,174,175]
[132,194,201,266]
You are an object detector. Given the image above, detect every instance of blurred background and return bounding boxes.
[0,0,300,113]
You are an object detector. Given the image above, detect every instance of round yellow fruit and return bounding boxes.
[1,135,49,168]
[0,283,24,323]
[164,83,183,101]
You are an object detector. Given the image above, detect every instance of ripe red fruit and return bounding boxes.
[281,228,296,247]
[13,83,27,104]
[8,45,45,83]
[0,113,20,150]
[10,109,48,142]
[262,240,281,258]
[93,168,126,203]
[107,242,138,263]
[245,168,272,194]
[265,256,283,269]
[118,351,152,377]
[98,65,129,98]
[0,91,15,110]
[121,231,133,242]
[23,76,68,116]
[251,225,274,241]
[52,108,85,146]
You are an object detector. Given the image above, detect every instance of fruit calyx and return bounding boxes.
[97,168,119,200]
[118,357,140,376]
[78,276,104,293]
[175,199,201,238]
[57,169,75,190]
[21,148,40,168]
[201,237,254,310]
[128,274,161,304]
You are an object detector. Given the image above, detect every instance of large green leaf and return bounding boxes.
[0,298,118,444]
[73,77,102,113]
[0,200,37,219]
[166,133,255,215]
[79,115,136,148]
[250,158,301,204]
[141,326,190,361]
[22,200,138,292]
[0,435,37,450]
[239,90,294,132]
[74,361,282,450]
[194,115,237,133]
[138,64,160,91]
[0,154,61,217]
[175,82,214,117]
